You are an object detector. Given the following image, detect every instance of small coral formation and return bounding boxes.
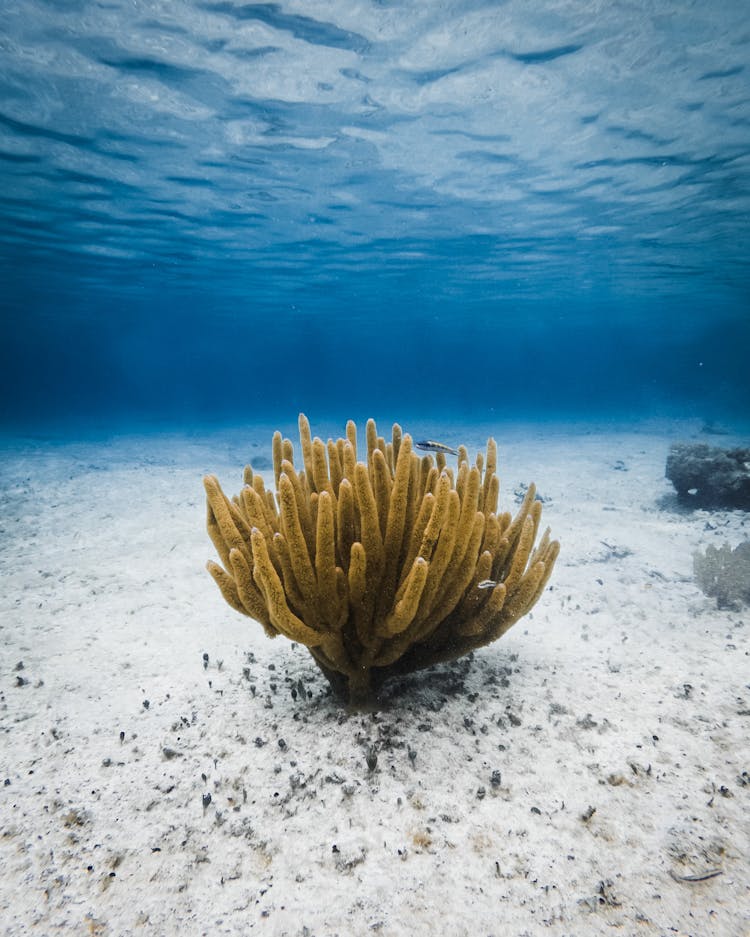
[666,443,750,510]
[694,540,750,610]
[203,414,559,704]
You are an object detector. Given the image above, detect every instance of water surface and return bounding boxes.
[1,1,748,428]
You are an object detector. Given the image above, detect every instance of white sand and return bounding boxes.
[1,420,748,936]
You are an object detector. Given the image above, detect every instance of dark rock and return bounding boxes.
[665,443,750,509]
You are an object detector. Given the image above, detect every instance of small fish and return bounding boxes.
[415,439,458,456]
[669,868,722,883]
[477,579,498,590]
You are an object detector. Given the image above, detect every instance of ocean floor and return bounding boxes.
[1,418,748,936]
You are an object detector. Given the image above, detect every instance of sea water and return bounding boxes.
[1,1,748,433]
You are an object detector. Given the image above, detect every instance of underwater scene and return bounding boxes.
[1,0,749,427]
[1,3,749,935]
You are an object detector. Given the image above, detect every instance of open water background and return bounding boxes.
[1,1,748,432]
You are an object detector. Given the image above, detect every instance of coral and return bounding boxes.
[204,414,559,704]
[693,540,750,609]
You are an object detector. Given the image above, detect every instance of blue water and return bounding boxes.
[1,1,748,432]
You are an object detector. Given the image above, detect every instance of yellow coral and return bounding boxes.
[204,414,559,704]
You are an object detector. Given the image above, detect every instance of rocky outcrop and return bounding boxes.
[666,443,750,509]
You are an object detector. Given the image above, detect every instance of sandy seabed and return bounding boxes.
[1,419,748,937]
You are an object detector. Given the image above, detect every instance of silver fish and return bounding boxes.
[415,439,458,456]
[477,579,498,590]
